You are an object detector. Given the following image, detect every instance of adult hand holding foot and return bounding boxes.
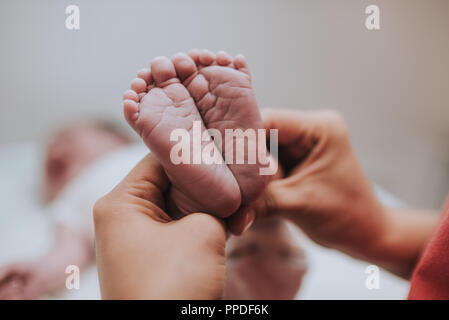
[252,109,438,279]
[93,153,226,299]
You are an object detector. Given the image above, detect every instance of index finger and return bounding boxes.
[261,108,319,145]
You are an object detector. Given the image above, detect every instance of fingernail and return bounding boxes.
[242,209,255,233]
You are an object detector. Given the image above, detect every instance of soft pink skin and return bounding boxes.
[123,50,269,218]
[44,124,129,202]
[224,218,307,300]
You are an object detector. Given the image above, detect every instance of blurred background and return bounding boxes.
[1,0,448,208]
[0,0,448,299]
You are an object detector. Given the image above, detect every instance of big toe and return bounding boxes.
[150,56,178,87]
[216,50,233,66]
[171,52,198,83]
[234,54,251,76]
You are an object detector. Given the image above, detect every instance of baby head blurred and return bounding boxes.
[44,121,131,202]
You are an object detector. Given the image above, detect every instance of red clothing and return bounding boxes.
[409,196,449,299]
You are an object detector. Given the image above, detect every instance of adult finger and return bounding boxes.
[227,206,256,236]
[94,153,172,225]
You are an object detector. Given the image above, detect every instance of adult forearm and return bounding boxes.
[359,207,439,279]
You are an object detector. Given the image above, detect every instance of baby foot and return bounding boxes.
[123,56,241,217]
[171,50,270,204]
[123,50,269,217]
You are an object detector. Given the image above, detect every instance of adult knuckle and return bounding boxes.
[320,110,348,138]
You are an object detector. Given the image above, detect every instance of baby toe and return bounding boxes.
[199,49,216,66]
[123,99,139,125]
[123,89,139,102]
[150,56,178,87]
[234,54,251,76]
[130,78,147,93]
[188,49,201,65]
[216,50,233,66]
[137,68,152,84]
[171,52,198,83]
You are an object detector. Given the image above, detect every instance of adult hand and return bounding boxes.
[252,109,436,277]
[94,153,226,299]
